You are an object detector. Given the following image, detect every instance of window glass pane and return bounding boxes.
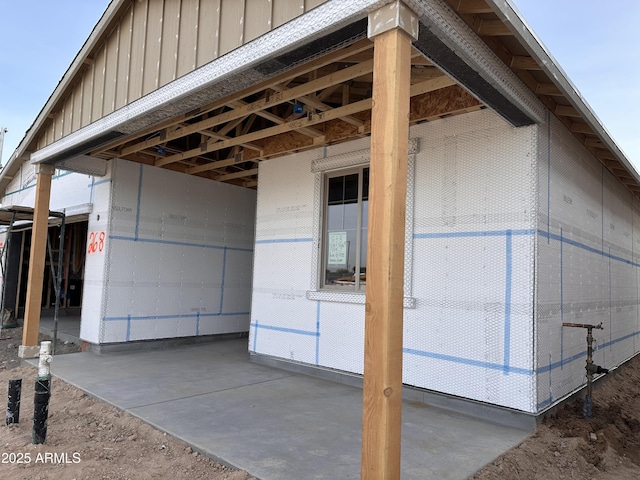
[327,204,344,231]
[328,176,344,204]
[325,226,358,286]
[324,169,368,289]
[343,202,358,229]
[344,173,358,203]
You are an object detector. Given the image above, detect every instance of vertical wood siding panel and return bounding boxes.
[159,0,181,87]
[177,0,199,77]
[104,28,120,115]
[129,0,148,102]
[219,0,244,56]
[196,0,220,67]
[62,95,73,136]
[46,122,55,145]
[273,0,304,28]
[305,0,327,9]
[81,66,94,127]
[28,0,332,149]
[91,47,106,121]
[54,108,64,140]
[143,0,164,95]
[72,81,83,132]
[116,5,134,109]
[244,0,271,43]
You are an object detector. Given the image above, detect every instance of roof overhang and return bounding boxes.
[28,0,383,166]
[1,0,637,196]
[485,0,638,181]
[26,0,540,170]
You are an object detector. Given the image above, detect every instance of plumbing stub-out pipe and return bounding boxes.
[38,341,53,377]
[32,341,52,444]
[6,379,22,425]
[562,322,608,418]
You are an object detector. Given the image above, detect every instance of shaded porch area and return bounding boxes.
[30,339,530,479]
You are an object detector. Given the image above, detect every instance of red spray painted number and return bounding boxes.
[87,231,106,254]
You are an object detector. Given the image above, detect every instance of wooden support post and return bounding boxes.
[19,164,55,358]
[362,2,417,479]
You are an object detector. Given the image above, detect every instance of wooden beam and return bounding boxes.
[510,55,541,71]
[555,104,580,117]
[411,66,448,82]
[477,19,512,36]
[216,168,258,182]
[289,93,365,128]
[19,164,55,358]
[174,99,371,171]
[361,21,412,480]
[536,83,563,96]
[196,129,263,154]
[596,150,617,162]
[584,138,604,148]
[611,170,633,180]
[410,75,456,96]
[181,75,453,173]
[603,159,627,171]
[236,79,471,165]
[570,121,594,135]
[228,99,324,138]
[456,0,493,14]
[94,38,375,156]
[121,59,375,157]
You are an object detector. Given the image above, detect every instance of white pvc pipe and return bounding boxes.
[38,341,53,377]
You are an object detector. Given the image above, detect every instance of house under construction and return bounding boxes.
[1,0,638,437]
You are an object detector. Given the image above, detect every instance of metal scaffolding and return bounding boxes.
[0,206,66,351]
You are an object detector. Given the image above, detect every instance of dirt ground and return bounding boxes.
[1,325,639,480]
[472,354,640,480]
[0,326,254,480]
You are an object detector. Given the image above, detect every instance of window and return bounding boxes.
[322,167,369,291]
[308,138,417,306]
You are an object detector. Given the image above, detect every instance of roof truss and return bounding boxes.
[71,0,633,196]
[91,40,482,188]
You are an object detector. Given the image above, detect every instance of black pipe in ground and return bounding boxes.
[32,376,51,444]
[6,378,22,425]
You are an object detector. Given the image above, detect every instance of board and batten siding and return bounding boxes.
[36,0,328,151]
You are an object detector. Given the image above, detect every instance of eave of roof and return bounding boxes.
[0,0,127,194]
[1,0,636,196]
[485,0,639,183]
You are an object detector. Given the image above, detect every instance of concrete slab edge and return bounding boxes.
[83,332,249,354]
[250,352,538,431]
[121,408,253,476]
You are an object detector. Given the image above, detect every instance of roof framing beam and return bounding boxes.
[175,98,373,170]
[510,55,541,71]
[454,0,493,14]
[476,19,512,36]
[181,75,457,174]
[122,59,376,157]
[94,38,375,157]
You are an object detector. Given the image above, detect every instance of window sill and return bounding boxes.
[306,290,416,308]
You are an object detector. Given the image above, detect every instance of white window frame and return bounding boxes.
[307,139,418,307]
[321,165,369,291]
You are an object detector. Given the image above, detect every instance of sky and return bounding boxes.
[0,1,639,168]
